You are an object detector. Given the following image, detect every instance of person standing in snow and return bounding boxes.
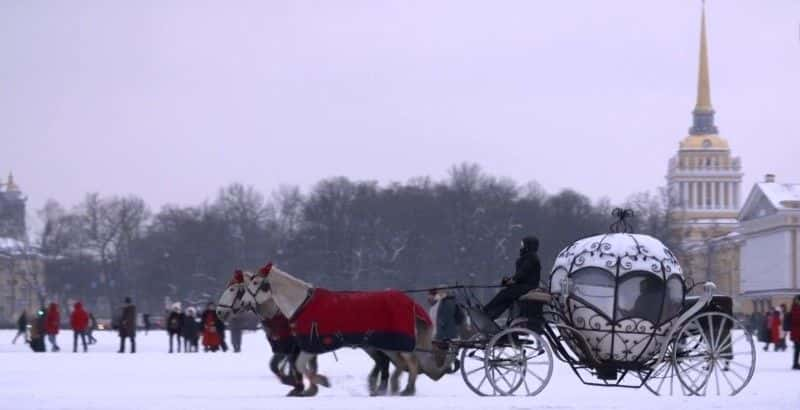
[483,236,541,320]
[201,303,223,352]
[166,303,184,353]
[12,310,27,344]
[182,307,200,352]
[45,303,61,352]
[228,312,247,353]
[791,295,800,370]
[769,309,782,352]
[70,301,90,353]
[143,313,151,336]
[117,297,136,353]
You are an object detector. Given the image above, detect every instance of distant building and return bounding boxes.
[0,173,26,240]
[666,5,743,304]
[0,173,45,324]
[737,175,800,312]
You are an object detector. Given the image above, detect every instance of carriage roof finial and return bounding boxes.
[609,208,634,233]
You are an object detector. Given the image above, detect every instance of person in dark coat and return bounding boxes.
[228,312,247,353]
[117,297,136,353]
[428,287,460,341]
[166,303,184,353]
[484,236,542,320]
[70,301,90,353]
[143,313,151,336]
[87,313,98,345]
[791,295,800,370]
[45,303,61,352]
[28,308,47,353]
[12,310,27,344]
[181,307,200,352]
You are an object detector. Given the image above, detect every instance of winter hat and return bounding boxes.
[171,302,182,312]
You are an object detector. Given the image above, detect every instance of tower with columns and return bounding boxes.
[667,4,743,245]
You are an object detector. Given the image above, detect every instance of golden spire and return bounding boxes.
[695,1,712,112]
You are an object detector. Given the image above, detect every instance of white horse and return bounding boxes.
[245,263,458,396]
[216,270,317,396]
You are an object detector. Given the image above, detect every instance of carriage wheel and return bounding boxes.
[460,336,497,396]
[641,340,695,396]
[673,312,756,396]
[485,327,553,396]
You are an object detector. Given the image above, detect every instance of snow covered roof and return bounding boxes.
[0,237,26,252]
[757,182,800,210]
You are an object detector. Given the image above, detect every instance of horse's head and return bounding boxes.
[243,263,273,310]
[216,269,247,321]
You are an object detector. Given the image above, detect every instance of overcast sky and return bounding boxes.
[2,0,799,223]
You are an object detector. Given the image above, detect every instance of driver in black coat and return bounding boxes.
[483,236,541,320]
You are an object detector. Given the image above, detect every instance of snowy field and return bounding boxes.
[0,329,798,410]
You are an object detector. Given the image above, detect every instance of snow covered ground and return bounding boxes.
[0,329,797,410]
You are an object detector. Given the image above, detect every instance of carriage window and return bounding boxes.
[571,268,615,318]
[616,274,665,323]
[660,275,684,323]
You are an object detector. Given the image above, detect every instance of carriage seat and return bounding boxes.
[518,288,552,303]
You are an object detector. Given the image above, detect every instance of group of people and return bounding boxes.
[12,302,98,353]
[11,297,139,354]
[752,296,800,369]
[165,302,244,353]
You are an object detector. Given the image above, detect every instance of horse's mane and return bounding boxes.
[272,266,314,288]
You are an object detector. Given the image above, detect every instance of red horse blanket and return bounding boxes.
[290,288,431,354]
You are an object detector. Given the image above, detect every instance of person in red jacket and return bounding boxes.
[770,309,782,351]
[70,301,90,353]
[791,295,800,370]
[45,303,61,352]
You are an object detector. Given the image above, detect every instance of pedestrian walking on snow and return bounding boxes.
[45,303,61,352]
[182,307,200,352]
[12,310,27,344]
[117,297,136,353]
[70,302,90,352]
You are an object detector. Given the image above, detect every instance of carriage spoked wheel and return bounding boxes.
[460,335,498,396]
[673,312,756,396]
[484,327,553,396]
[642,340,695,396]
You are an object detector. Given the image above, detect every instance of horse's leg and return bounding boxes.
[297,351,327,397]
[377,351,390,395]
[399,352,419,396]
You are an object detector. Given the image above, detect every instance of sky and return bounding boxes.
[1,0,799,225]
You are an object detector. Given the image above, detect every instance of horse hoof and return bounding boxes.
[286,387,304,397]
[400,388,416,396]
[302,385,319,397]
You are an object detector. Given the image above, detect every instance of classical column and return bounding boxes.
[711,181,717,209]
[726,182,733,209]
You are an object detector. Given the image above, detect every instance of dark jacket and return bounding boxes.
[182,315,200,340]
[119,303,136,337]
[791,303,800,344]
[17,312,27,332]
[511,238,541,287]
[166,311,184,334]
[783,310,792,332]
[434,295,460,340]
